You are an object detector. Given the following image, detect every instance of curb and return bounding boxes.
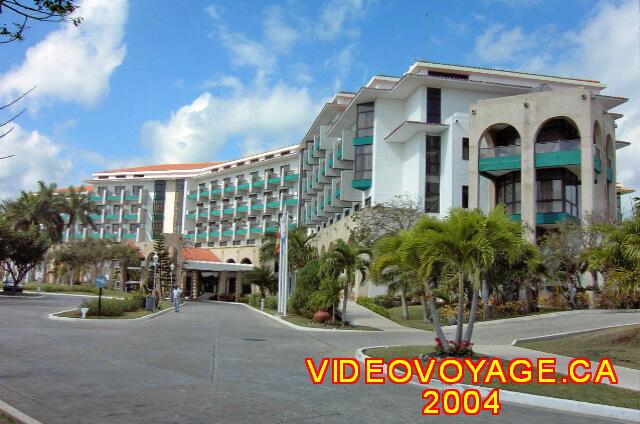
[511,322,640,345]
[24,291,125,299]
[0,399,42,424]
[355,346,639,423]
[0,294,45,299]
[47,303,186,322]
[206,300,382,332]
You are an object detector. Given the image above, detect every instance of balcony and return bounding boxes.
[187,190,198,200]
[198,210,209,220]
[106,193,122,202]
[236,227,248,236]
[593,145,602,173]
[103,232,118,240]
[267,174,281,186]
[283,171,299,183]
[185,232,196,240]
[124,192,140,202]
[122,232,137,240]
[186,210,196,220]
[105,213,120,221]
[223,185,236,195]
[352,179,372,190]
[198,189,210,198]
[236,204,249,213]
[237,180,250,191]
[250,227,263,235]
[209,230,220,238]
[223,207,234,215]
[123,211,139,221]
[479,145,521,173]
[196,231,208,240]
[511,212,576,226]
[283,198,298,206]
[221,228,234,237]
[535,139,580,168]
[251,178,265,191]
[266,198,280,209]
[89,213,102,222]
[251,203,264,212]
[210,186,222,197]
[88,194,102,202]
[210,209,222,218]
[606,158,613,182]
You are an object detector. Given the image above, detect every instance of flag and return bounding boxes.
[275,229,280,253]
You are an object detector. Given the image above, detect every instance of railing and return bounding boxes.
[480,145,521,158]
[534,139,580,154]
[593,145,601,159]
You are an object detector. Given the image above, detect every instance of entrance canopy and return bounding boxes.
[181,248,254,272]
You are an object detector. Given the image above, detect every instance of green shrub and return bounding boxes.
[264,296,278,310]
[372,294,397,309]
[247,293,261,307]
[289,259,322,318]
[80,295,144,317]
[356,296,391,318]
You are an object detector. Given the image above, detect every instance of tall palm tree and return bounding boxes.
[63,185,98,231]
[323,239,369,322]
[414,207,524,347]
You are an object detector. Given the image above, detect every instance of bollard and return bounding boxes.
[80,307,89,319]
[260,297,265,311]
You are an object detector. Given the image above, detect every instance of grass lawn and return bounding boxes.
[387,304,434,331]
[386,305,570,332]
[55,303,170,320]
[363,345,640,410]
[248,305,380,331]
[518,325,640,370]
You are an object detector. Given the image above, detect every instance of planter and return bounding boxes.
[313,309,331,323]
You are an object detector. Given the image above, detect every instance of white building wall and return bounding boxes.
[371,98,409,204]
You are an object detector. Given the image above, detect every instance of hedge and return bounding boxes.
[356,296,391,318]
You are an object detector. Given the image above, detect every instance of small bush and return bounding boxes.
[289,260,322,318]
[372,294,398,309]
[264,296,278,310]
[81,295,144,317]
[356,296,391,318]
[247,293,261,307]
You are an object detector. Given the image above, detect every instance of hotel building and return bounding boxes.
[63,61,630,297]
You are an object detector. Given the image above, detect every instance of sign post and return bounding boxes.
[94,275,108,318]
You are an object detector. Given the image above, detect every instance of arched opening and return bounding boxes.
[240,258,252,264]
[478,124,522,216]
[534,117,581,227]
[535,117,580,151]
[226,258,236,263]
[605,135,614,214]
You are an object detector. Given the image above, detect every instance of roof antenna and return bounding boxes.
[424,12,429,61]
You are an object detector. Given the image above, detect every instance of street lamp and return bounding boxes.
[152,253,159,294]
[170,262,175,297]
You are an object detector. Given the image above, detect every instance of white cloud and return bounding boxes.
[0,124,72,199]
[264,6,299,53]
[0,0,128,109]
[324,44,356,91]
[316,0,368,40]
[141,81,319,163]
[474,24,533,63]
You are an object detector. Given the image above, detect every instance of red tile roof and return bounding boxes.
[98,162,223,174]
[55,185,94,193]
[182,248,221,262]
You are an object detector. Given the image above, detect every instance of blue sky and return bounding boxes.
[0,0,638,213]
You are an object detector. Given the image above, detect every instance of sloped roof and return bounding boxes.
[182,247,221,262]
[55,185,94,193]
[99,162,223,174]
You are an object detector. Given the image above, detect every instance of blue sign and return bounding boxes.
[95,275,108,289]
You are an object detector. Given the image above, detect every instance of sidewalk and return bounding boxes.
[346,301,413,331]
[475,344,640,391]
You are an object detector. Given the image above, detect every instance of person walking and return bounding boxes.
[172,285,182,312]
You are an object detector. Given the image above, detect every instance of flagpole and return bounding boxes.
[283,213,288,317]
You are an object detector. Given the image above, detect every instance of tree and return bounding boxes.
[2,181,67,242]
[259,226,317,270]
[308,276,343,324]
[371,234,418,320]
[415,207,524,350]
[321,239,369,323]
[152,234,171,297]
[243,266,277,298]
[586,200,640,307]
[351,194,423,246]
[62,185,97,231]
[0,220,48,293]
[0,0,82,44]
[289,259,322,317]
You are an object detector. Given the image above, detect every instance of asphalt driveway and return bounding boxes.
[0,295,637,423]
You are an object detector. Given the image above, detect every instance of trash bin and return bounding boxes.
[145,295,156,311]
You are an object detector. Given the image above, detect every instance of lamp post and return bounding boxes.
[152,252,159,294]
[170,263,175,301]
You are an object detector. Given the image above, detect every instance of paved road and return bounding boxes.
[0,295,637,424]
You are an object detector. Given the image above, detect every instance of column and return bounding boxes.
[521,128,536,242]
[235,272,242,302]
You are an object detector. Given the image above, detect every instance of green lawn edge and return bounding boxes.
[248,305,381,331]
[363,345,640,410]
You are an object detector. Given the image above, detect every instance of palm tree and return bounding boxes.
[243,266,277,298]
[259,226,317,270]
[322,239,369,322]
[371,233,417,320]
[63,185,98,231]
[1,181,67,242]
[414,207,524,348]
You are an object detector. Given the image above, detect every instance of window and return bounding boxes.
[462,138,469,160]
[496,172,521,214]
[115,186,125,194]
[152,180,166,238]
[536,169,578,217]
[356,102,374,137]
[425,136,441,213]
[354,144,373,180]
[462,185,469,209]
[427,88,441,124]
